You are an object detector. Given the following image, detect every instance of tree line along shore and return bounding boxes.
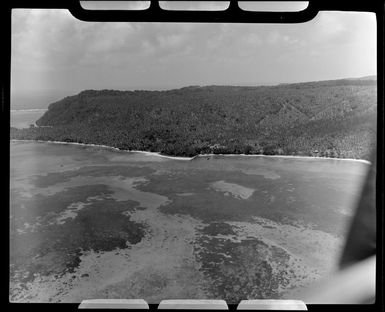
[10,78,377,161]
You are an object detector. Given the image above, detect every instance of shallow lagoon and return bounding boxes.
[10,141,370,303]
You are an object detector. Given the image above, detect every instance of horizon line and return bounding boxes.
[75,74,377,93]
[11,74,377,95]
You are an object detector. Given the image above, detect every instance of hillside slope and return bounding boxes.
[11,78,377,160]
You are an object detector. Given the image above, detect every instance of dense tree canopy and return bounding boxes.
[11,78,377,160]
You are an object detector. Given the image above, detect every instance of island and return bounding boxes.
[10,77,377,160]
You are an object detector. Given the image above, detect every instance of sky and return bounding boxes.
[11,3,376,106]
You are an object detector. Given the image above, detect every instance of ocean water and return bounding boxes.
[9,141,370,303]
[10,109,48,129]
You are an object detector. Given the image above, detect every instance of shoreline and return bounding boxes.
[10,139,372,165]
[10,108,48,113]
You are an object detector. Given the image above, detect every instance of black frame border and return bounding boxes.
[2,1,384,311]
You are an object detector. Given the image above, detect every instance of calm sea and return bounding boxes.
[10,109,48,129]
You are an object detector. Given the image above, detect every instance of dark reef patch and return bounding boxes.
[10,185,113,228]
[200,222,237,236]
[31,165,154,188]
[10,186,146,285]
[194,230,302,303]
[147,169,352,235]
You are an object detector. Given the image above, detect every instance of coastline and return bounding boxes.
[10,139,372,165]
[11,108,48,113]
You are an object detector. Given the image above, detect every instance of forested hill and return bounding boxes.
[11,77,377,160]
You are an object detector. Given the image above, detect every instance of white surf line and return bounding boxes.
[129,150,194,161]
[11,108,48,113]
[196,153,372,165]
[11,139,121,152]
[10,139,194,161]
[10,139,371,164]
